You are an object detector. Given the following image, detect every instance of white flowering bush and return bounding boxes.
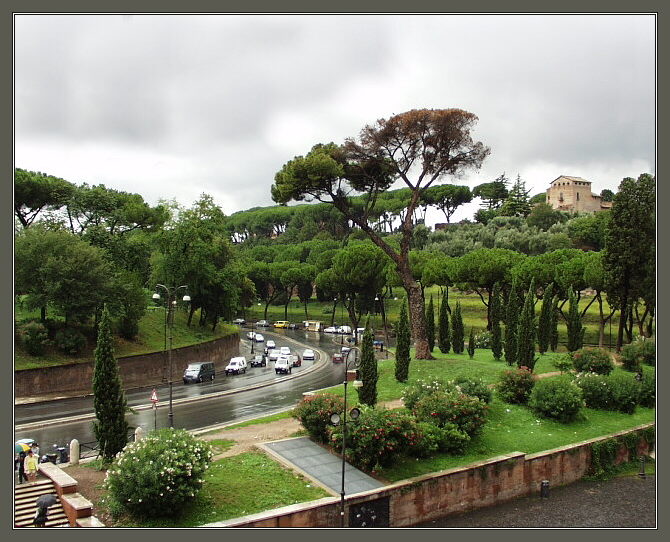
[103,428,212,517]
[401,379,447,410]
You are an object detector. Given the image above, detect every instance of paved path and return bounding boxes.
[263,437,384,495]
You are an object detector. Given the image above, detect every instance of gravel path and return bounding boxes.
[415,474,656,528]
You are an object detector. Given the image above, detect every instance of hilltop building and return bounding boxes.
[546,175,612,213]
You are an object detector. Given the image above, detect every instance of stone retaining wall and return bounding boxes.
[221,423,653,528]
[15,333,239,397]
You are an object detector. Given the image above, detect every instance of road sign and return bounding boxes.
[150,389,158,403]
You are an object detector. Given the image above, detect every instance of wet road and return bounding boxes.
[14,328,358,450]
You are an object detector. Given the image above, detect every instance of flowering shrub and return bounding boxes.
[574,372,611,410]
[575,371,642,414]
[496,366,535,404]
[621,338,655,371]
[638,371,655,408]
[401,379,447,411]
[293,393,345,444]
[606,372,641,414]
[570,348,613,375]
[329,407,418,470]
[413,390,488,437]
[104,428,212,518]
[528,377,583,423]
[473,330,492,349]
[451,376,493,404]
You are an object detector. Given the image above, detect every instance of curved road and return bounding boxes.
[15,328,359,450]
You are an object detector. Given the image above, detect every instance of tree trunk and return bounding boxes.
[40,306,46,323]
[404,280,432,359]
[616,293,627,351]
[597,293,605,348]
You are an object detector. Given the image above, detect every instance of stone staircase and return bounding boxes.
[14,478,69,528]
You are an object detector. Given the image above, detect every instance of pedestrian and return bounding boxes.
[16,451,27,484]
[24,450,38,483]
[31,442,40,458]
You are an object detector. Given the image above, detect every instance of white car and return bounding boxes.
[268,349,281,362]
[254,333,264,342]
[266,340,276,349]
[246,331,255,340]
[303,349,315,360]
[280,346,291,356]
[323,326,337,333]
[225,356,247,375]
[341,346,351,354]
[275,355,292,374]
[337,325,352,334]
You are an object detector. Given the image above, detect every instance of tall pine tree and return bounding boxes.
[516,279,538,371]
[467,328,476,359]
[490,282,503,360]
[395,300,411,382]
[504,277,522,366]
[537,282,554,354]
[426,295,435,352]
[451,301,465,354]
[92,305,130,462]
[357,319,378,406]
[438,289,451,353]
[566,288,585,352]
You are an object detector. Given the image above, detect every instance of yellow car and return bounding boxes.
[273,321,290,328]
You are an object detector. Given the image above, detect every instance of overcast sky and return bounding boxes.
[14,14,655,225]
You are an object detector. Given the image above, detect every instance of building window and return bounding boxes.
[559,192,564,201]
[576,192,580,201]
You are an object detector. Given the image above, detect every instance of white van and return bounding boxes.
[225,356,247,375]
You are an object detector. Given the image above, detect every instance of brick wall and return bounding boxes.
[222,424,653,528]
[15,334,239,398]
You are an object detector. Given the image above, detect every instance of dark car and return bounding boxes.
[183,362,216,384]
[250,354,267,367]
[332,353,344,363]
[290,354,302,367]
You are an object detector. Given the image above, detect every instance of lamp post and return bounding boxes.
[329,350,363,528]
[340,296,345,345]
[250,320,255,354]
[152,284,190,428]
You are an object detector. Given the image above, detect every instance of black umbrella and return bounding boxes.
[36,494,58,509]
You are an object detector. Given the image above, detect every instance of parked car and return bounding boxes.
[302,349,315,360]
[183,362,216,384]
[280,346,291,356]
[323,326,337,334]
[254,333,265,342]
[337,325,352,334]
[256,320,270,327]
[266,340,276,349]
[268,349,281,362]
[275,355,292,374]
[332,353,344,363]
[289,354,302,367]
[273,320,290,328]
[232,318,246,325]
[225,356,247,375]
[250,354,267,367]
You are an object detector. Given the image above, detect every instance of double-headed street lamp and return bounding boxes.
[329,350,363,528]
[152,284,190,428]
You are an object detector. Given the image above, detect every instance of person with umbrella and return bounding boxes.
[15,447,28,485]
[33,494,58,527]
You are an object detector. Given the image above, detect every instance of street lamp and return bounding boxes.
[250,320,256,354]
[329,351,363,528]
[152,284,190,428]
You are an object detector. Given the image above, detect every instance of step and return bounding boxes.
[77,516,106,527]
[14,508,68,528]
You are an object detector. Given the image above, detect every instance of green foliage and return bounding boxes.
[437,289,451,354]
[549,295,560,352]
[551,355,573,374]
[54,327,87,356]
[566,289,584,352]
[395,300,411,382]
[620,338,655,371]
[410,422,470,457]
[104,428,212,518]
[357,324,378,406]
[537,282,554,354]
[451,301,465,354]
[638,370,655,408]
[606,373,642,414]
[17,321,49,356]
[490,282,503,360]
[570,348,613,375]
[452,376,493,404]
[574,372,641,414]
[473,329,492,349]
[413,390,488,437]
[526,203,565,231]
[329,407,418,470]
[401,378,448,411]
[504,278,521,365]
[516,279,537,371]
[496,366,535,405]
[467,327,475,359]
[528,378,583,423]
[573,373,612,410]
[292,393,345,444]
[92,306,130,461]
[589,428,653,477]
[426,295,435,352]
[14,167,76,228]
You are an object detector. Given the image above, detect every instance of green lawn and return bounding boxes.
[106,451,329,527]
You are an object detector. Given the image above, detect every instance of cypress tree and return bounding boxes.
[537,282,554,354]
[550,294,560,352]
[92,305,130,462]
[451,301,465,354]
[426,295,435,352]
[357,319,378,406]
[395,300,411,382]
[467,327,476,359]
[516,279,538,371]
[504,277,521,366]
[438,289,451,354]
[490,282,503,360]
[566,288,585,352]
